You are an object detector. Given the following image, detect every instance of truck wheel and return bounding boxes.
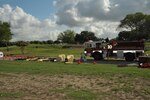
[125,53,135,61]
[93,52,103,61]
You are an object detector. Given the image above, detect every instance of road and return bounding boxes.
[86,59,138,65]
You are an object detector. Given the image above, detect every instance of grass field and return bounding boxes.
[0,44,83,57]
[0,61,150,77]
[0,61,150,100]
[0,43,150,100]
[0,42,149,57]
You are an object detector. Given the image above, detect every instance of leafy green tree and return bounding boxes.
[105,37,110,43]
[142,15,150,40]
[118,12,150,41]
[75,31,98,43]
[0,21,12,51]
[46,40,53,44]
[57,30,75,43]
[117,31,132,41]
[118,12,145,31]
[16,41,29,54]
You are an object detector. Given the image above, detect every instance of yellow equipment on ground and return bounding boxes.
[65,55,74,64]
[57,54,66,62]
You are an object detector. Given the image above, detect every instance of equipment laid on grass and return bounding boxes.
[80,52,86,62]
[0,52,3,60]
[2,55,27,61]
[65,55,74,64]
[57,54,66,62]
[37,57,49,62]
[26,56,57,62]
[0,52,3,58]
[84,40,144,61]
[138,56,150,68]
[26,57,39,61]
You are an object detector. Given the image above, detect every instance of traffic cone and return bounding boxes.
[93,61,97,64]
[93,61,96,64]
[77,60,82,64]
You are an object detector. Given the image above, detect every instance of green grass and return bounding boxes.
[50,88,97,100]
[0,44,83,57]
[67,90,96,100]
[0,42,150,56]
[0,61,150,78]
[0,92,23,98]
[0,43,150,78]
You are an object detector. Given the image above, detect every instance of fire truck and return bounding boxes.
[84,40,145,61]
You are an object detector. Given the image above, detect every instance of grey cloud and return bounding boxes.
[55,0,83,27]
[56,0,150,24]
[108,0,150,20]
[84,21,119,39]
[56,11,81,27]
[76,0,150,21]
[76,0,111,20]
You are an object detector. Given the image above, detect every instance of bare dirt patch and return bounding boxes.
[0,73,149,100]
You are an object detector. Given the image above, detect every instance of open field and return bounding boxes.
[0,42,150,57]
[0,43,150,100]
[0,44,83,58]
[0,61,150,77]
[0,61,150,100]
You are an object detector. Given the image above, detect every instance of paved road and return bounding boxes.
[86,59,138,65]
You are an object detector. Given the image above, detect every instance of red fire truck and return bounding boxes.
[84,40,145,61]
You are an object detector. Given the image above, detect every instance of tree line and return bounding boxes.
[57,30,104,44]
[117,12,150,41]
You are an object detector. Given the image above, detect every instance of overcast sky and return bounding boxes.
[0,0,150,41]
